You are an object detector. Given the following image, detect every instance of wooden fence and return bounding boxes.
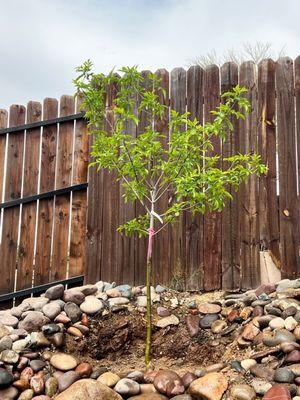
[0,57,299,296]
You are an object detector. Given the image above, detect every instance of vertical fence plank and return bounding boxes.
[35,98,58,285]
[118,94,137,285]
[186,65,204,290]
[0,110,8,203]
[203,65,221,291]
[169,67,187,290]
[69,97,89,279]
[100,82,120,284]
[135,70,151,285]
[276,57,300,277]
[258,59,280,268]
[17,101,42,290]
[51,95,74,281]
[0,105,26,295]
[239,61,260,288]
[86,146,103,284]
[220,62,241,290]
[153,68,170,285]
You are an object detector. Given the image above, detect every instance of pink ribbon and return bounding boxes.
[147,227,155,261]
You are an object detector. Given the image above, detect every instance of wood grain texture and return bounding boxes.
[0,105,26,295]
[239,61,260,289]
[169,68,187,290]
[34,98,58,285]
[203,64,222,291]
[258,59,280,267]
[0,109,8,202]
[100,82,120,283]
[186,65,204,290]
[17,101,42,290]
[220,62,241,290]
[153,68,170,285]
[276,57,300,278]
[51,96,74,281]
[69,97,89,279]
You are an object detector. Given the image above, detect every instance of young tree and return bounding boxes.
[74,62,266,367]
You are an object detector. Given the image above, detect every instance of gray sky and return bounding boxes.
[0,0,299,110]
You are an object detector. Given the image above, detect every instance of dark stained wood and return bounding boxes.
[51,96,75,281]
[169,68,187,290]
[69,97,89,279]
[153,68,170,285]
[85,148,103,284]
[220,62,241,290]
[17,101,42,290]
[276,57,300,277]
[34,98,58,285]
[258,59,280,268]
[239,61,260,288]
[203,64,222,291]
[0,105,26,295]
[186,65,204,290]
[100,82,120,283]
[0,110,8,202]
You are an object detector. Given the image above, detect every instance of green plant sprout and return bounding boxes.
[74,62,266,368]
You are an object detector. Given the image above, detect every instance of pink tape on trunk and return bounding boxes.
[147,227,155,261]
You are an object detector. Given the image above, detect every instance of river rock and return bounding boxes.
[42,302,61,320]
[0,349,19,364]
[50,353,78,371]
[80,296,103,314]
[156,315,179,328]
[198,303,221,314]
[186,315,199,337]
[114,378,140,396]
[19,311,49,333]
[64,303,82,323]
[0,386,18,399]
[189,372,228,400]
[97,371,120,387]
[200,314,219,329]
[274,367,295,383]
[57,371,80,392]
[0,369,14,387]
[263,384,291,399]
[230,384,256,400]
[45,284,64,300]
[54,379,122,399]
[153,370,184,397]
[45,376,58,397]
[18,389,35,400]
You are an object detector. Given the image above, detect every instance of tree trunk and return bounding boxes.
[145,212,154,368]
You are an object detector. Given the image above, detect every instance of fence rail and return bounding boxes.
[0,56,299,296]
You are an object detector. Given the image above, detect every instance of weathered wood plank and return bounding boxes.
[186,65,204,291]
[51,96,74,281]
[69,97,89,279]
[203,64,222,291]
[276,57,300,278]
[0,109,8,202]
[153,68,170,285]
[220,62,241,290]
[34,98,58,285]
[100,82,120,283]
[17,101,42,290]
[258,59,280,268]
[0,105,26,295]
[169,67,187,290]
[239,61,260,288]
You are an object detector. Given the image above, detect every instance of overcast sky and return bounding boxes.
[0,0,299,110]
